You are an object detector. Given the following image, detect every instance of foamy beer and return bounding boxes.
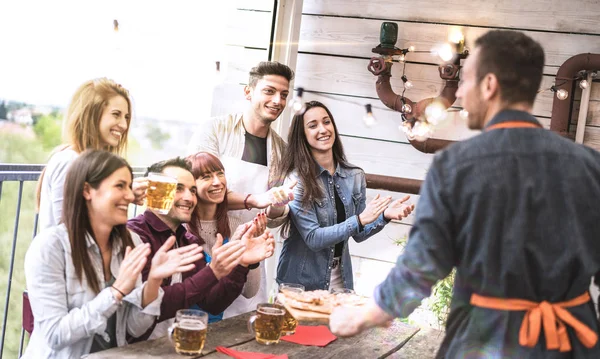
[248,303,285,345]
[278,283,304,335]
[168,309,208,355]
[146,172,177,214]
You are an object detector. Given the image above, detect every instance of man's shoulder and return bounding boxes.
[209,113,243,129]
[127,213,153,238]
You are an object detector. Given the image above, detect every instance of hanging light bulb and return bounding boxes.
[400,121,416,140]
[363,104,377,127]
[398,54,406,62]
[412,121,432,141]
[401,103,412,114]
[436,43,455,62]
[459,109,469,119]
[291,87,306,115]
[556,88,569,100]
[408,45,415,52]
[448,28,464,46]
[401,75,413,90]
[579,79,589,90]
[424,102,448,125]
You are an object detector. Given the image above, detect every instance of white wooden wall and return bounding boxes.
[218,0,600,302]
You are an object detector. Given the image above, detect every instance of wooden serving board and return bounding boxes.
[277,294,330,325]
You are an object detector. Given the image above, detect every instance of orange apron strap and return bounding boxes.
[485,121,541,131]
[470,292,598,352]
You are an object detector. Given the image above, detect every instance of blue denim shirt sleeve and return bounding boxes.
[374,158,455,318]
[352,172,388,243]
[288,172,387,252]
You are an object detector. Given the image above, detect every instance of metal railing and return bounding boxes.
[0,164,147,359]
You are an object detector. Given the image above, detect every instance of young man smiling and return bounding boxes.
[187,61,295,318]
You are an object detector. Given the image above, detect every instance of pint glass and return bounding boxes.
[146,172,177,214]
[168,309,208,355]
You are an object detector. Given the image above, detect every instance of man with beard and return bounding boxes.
[187,61,295,318]
[329,30,600,358]
[127,157,274,340]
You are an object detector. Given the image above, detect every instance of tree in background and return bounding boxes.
[0,101,7,120]
[33,113,63,151]
[146,123,171,150]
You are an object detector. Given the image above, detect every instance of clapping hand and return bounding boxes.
[209,234,246,280]
[239,223,275,266]
[147,236,204,281]
[383,195,415,221]
[358,194,392,225]
[113,243,152,296]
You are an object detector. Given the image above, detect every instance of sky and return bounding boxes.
[0,0,236,123]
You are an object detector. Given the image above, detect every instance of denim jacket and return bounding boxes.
[277,162,388,291]
[23,224,163,359]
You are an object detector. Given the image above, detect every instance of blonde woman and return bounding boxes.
[37,78,146,230]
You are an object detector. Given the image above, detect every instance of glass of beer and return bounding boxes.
[168,309,208,355]
[146,172,178,214]
[247,303,285,345]
[277,283,305,335]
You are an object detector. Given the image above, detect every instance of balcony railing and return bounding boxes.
[0,164,148,359]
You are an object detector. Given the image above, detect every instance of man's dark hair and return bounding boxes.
[474,30,544,106]
[248,61,295,88]
[145,157,192,176]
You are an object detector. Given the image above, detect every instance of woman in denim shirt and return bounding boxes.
[276,101,414,291]
[23,150,203,358]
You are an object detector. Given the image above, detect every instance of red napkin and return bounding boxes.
[216,346,288,359]
[280,325,337,347]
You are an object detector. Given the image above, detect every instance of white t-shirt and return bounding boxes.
[39,148,79,230]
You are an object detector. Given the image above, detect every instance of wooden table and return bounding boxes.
[87,312,425,359]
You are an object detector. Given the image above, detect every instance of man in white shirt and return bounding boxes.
[187,61,294,318]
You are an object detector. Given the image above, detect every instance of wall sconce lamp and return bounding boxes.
[368,22,468,151]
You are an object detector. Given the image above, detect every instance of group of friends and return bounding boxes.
[22,29,600,359]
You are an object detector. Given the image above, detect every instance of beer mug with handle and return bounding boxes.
[146,172,178,214]
[168,309,208,355]
[277,283,304,335]
[247,303,286,345]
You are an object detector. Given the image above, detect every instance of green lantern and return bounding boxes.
[380,22,398,49]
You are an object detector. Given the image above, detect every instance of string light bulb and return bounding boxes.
[412,121,433,141]
[401,103,412,114]
[579,79,589,90]
[401,75,413,90]
[291,87,306,115]
[424,102,447,125]
[408,45,415,52]
[556,88,569,100]
[400,121,416,140]
[436,43,455,62]
[363,104,377,127]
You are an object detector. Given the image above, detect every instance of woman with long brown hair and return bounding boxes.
[276,101,414,291]
[37,78,147,230]
[24,150,202,358]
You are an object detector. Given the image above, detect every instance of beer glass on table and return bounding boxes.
[248,303,286,345]
[277,283,305,335]
[146,172,177,214]
[168,309,208,355]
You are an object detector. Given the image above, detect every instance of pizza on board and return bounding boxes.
[279,288,368,315]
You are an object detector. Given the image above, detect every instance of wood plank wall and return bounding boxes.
[220,0,600,299]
